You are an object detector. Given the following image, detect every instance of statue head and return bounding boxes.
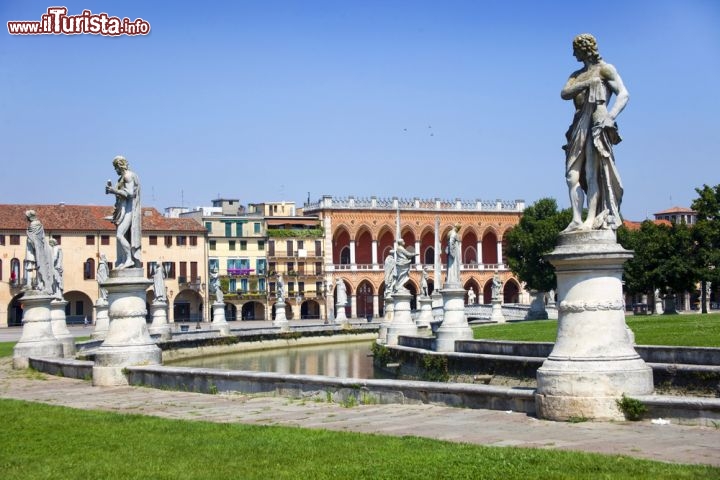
[25,209,37,221]
[572,33,601,62]
[397,239,405,246]
[48,238,57,247]
[112,155,129,174]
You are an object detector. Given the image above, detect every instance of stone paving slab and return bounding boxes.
[1,359,719,467]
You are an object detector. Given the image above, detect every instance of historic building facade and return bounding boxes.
[0,204,208,328]
[303,196,526,319]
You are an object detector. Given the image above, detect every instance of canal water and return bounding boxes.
[167,341,382,380]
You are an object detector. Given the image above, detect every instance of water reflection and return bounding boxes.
[168,341,379,379]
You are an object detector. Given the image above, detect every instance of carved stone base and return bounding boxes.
[415,296,433,328]
[92,268,161,386]
[490,299,506,323]
[335,303,348,324]
[149,301,172,340]
[386,291,417,346]
[91,300,110,340]
[212,302,231,335]
[13,292,63,369]
[435,286,473,352]
[535,230,653,421]
[50,300,76,357]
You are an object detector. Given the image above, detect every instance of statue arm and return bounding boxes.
[561,70,599,100]
[601,63,629,122]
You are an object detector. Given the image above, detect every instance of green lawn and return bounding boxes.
[474,313,720,347]
[0,341,14,358]
[0,399,716,480]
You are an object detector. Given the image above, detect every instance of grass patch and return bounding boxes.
[0,398,717,479]
[0,341,14,358]
[474,313,720,346]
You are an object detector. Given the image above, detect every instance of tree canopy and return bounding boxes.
[504,198,571,292]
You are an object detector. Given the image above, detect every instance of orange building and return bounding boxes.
[303,196,525,319]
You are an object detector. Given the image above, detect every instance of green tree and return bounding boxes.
[691,184,720,313]
[504,198,572,292]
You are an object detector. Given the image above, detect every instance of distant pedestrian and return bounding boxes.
[84,316,89,327]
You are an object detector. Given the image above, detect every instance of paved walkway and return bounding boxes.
[0,358,718,467]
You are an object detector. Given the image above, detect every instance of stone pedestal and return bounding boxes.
[92,268,161,386]
[91,300,110,340]
[431,290,444,321]
[527,290,548,320]
[149,301,172,340]
[435,286,473,352]
[490,299,506,323]
[335,302,348,324]
[50,300,76,357]
[13,292,63,369]
[415,296,434,328]
[376,297,393,344]
[535,230,654,421]
[386,291,417,345]
[273,301,289,331]
[212,302,231,335]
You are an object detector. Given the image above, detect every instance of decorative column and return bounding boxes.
[496,240,503,265]
[149,300,172,340]
[13,292,63,369]
[535,230,653,421]
[50,299,76,357]
[414,241,421,264]
[350,294,357,319]
[477,240,483,266]
[349,240,356,265]
[92,268,161,386]
[371,240,378,265]
[372,294,379,318]
[92,299,110,340]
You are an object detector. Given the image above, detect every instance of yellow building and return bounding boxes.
[0,204,208,327]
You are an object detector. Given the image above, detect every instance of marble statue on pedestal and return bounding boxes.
[24,210,54,295]
[48,238,64,300]
[446,224,461,286]
[394,240,417,293]
[467,288,476,305]
[336,278,347,306]
[105,155,142,269]
[152,262,167,303]
[561,33,628,232]
[210,267,223,303]
[97,254,109,302]
[421,268,430,297]
[491,272,503,301]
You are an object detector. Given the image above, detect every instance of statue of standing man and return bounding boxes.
[105,155,142,269]
[561,34,628,232]
[446,224,461,286]
[24,210,54,295]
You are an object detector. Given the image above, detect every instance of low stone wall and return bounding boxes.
[29,357,94,380]
[124,364,537,413]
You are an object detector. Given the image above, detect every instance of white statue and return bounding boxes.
[446,224,461,286]
[467,288,476,305]
[152,262,167,303]
[336,278,347,306]
[384,252,397,297]
[277,274,285,303]
[48,237,64,300]
[491,272,503,301]
[421,268,430,297]
[394,240,417,293]
[561,33,628,232]
[24,210,54,294]
[210,267,223,303]
[105,155,142,268]
[97,254,109,302]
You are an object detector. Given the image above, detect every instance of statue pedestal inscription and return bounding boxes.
[535,230,653,421]
[386,291,418,346]
[50,299,76,357]
[92,300,110,340]
[149,301,172,340]
[13,292,63,369]
[92,268,161,386]
[435,286,473,352]
[212,302,231,335]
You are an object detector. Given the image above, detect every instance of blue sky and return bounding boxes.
[1,0,719,220]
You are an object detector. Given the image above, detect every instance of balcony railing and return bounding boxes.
[328,263,507,272]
